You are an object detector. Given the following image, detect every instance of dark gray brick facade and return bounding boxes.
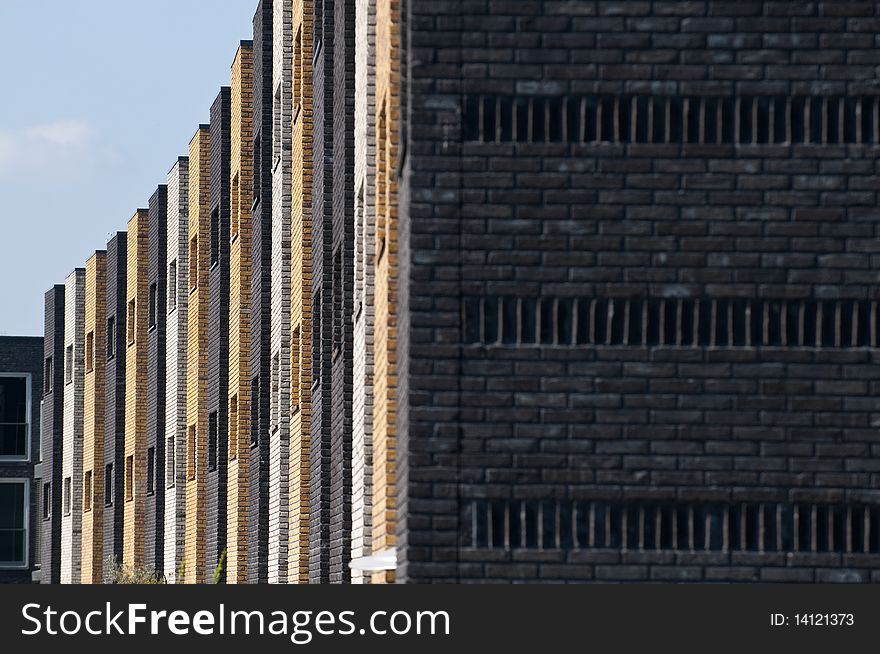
[399,0,880,583]
[249,0,273,586]
[207,87,232,582]
[146,187,168,571]
[103,233,127,574]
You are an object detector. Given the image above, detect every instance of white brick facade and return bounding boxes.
[351,0,376,584]
[269,0,293,584]
[60,269,85,584]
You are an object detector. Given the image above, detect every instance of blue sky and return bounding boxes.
[0,0,256,335]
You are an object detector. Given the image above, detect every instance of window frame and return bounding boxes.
[0,479,29,569]
[0,373,32,462]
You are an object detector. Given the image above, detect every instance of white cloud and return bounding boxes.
[0,119,94,177]
[25,119,92,146]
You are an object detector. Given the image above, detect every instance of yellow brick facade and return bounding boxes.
[371,0,400,584]
[289,0,314,584]
[81,251,106,583]
[185,127,211,584]
[124,211,149,568]
[227,43,254,584]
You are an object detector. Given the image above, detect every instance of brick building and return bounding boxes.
[35,289,64,583]
[0,336,42,583]
[34,0,880,584]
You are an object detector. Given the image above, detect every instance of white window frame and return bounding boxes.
[0,478,29,569]
[0,372,32,462]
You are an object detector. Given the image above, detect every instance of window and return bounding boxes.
[293,27,302,123]
[83,470,92,512]
[270,353,280,432]
[231,174,240,242]
[252,132,261,205]
[63,477,71,516]
[44,357,53,394]
[208,412,218,472]
[65,345,73,384]
[127,299,136,344]
[291,327,300,414]
[210,208,220,267]
[166,436,175,488]
[189,236,199,293]
[148,283,157,330]
[0,374,30,459]
[125,455,133,502]
[250,377,259,449]
[0,480,28,567]
[146,447,155,495]
[33,481,41,567]
[273,85,282,168]
[229,395,238,461]
[168,260,177,312]
[312,291,321,387]
[187,425,196,481]
[333,248,343,359]
[104,464,113,506]
[85,331,94,374]
[107,316,116,359]
[42,482,51,520]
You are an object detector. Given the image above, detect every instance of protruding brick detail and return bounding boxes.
[185,127,211,584]
[248,0,273,586]
[228,42,254,584]
[81,251,106,584]
[145,186,168,572]
[123,210,149,569]
[60,268,85,584]
[269,0,293,584]
[103,233,127,576]
[164,159,189,581]
[351,0,375,584]
[288,0,313,585]
[36,286,65,584]
[371,0,400,584]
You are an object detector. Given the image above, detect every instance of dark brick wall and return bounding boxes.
[35,287,64,583]
[400,0,880,583]
[0,336,43,583]
[328,0,355,585]
[146,187,167,571]
[103,233,127,573]
[207,87,231,582]
[249,0,273,586]
[309,0,332,584]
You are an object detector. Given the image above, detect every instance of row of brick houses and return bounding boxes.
[28,0,880,583]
